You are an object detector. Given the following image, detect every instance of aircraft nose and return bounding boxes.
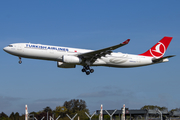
[3,47,9,53]
[3,47,7,52]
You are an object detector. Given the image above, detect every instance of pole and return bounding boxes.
[121,104,125,120]
[25,105,28,120]
[41,117,45,120]
[66,113,77,120]
[100,104,103,120]
[105,109,117,120]
[56,116,60,120]
[50,116,54,120]
[157,109,162,120]
[85,112,96,120]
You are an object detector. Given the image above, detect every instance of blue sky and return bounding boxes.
[0,0,179,115]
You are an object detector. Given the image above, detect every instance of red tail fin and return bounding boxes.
[139,36,173,58]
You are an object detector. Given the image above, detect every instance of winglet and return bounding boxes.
[122,39,130,44]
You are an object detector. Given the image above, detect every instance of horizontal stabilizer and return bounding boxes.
[152,55,175,63]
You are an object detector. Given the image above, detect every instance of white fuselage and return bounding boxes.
[3,43,167,68]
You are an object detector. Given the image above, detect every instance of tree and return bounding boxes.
[63,99,88,113]
[0,112,9,120]
[77,110,89,120]
[14,112,20,120]
[35,107,52,120]
[170,108,180,112]
[63,99,89,119]
[9,112,15,120]
[43,106,52,113]
[54,106,67,118]
[141,105,168,111]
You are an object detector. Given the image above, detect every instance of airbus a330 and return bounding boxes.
[3,36,175,75]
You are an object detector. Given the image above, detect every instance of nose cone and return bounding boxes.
[3,47,11,53]
[3,47,7,52]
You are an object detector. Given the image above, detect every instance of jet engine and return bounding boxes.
[57,61,76,68]
[63,55,82,64]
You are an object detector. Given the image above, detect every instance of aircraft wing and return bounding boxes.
[77,39,130,64]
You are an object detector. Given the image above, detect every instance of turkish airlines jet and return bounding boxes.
[3,36,175,75]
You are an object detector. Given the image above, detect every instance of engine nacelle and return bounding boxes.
[63,55,82,64]
[57,62,76,68]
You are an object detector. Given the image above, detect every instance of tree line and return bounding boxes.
[0,99,93,120]
[0,99,179,120]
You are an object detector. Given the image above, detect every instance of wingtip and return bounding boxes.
[122,39,130,44]
[170,55,176,58]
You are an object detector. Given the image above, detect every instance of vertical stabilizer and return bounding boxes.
[25,105,28,120]
[139,36,173,58]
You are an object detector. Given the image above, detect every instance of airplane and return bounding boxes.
[3,36,175,75]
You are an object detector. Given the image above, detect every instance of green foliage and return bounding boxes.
[63,99,89,116]
[63,99,88,114]
[141,105,168,111]
[104,115,110,119]
[35,109,50,120]
[54,106,67,118]
[77,110,89,120]
[0,112,25,120]
[62,99,89,119]
[14,112,20,120]
[170,108,180,112]
[9,112,15,120]
[0,112,10,120]
[43,106,52,113]
[3,100,180,120]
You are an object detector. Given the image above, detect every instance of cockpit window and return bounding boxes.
[8,45,13,47]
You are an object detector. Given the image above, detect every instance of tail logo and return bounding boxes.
[150,42,166,57]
